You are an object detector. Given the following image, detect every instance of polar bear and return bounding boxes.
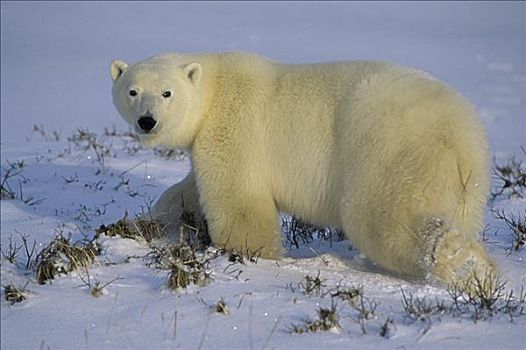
[110,52,494,286]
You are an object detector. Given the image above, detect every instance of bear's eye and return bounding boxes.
[129,90,137,97]
[162,91,172,98]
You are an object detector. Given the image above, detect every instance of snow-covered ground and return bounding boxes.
[1,2,525,349]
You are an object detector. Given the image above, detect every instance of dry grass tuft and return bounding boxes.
[349,292,379,334]
[215,297,229,315]
[146,242,212,291]
[299,271,326,297]
[491,149,526,200]
[448,271,526,321]
[97,210,212,292]
[35,235,99,284]
[401,289,449,322]
[330,285,364,305]
[289,303,341,334]
[78,267,122,298]
[281,215,344,250]
[379,317,396,338]
[165,260,211,291]
[4,284,28,304]
[96,212,165,243]
[493,209,526,251]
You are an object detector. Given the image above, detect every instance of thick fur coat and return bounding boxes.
[110,52,494,286]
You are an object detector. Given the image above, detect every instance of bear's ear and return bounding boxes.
[182,63,202,85]
[110,60,128,81]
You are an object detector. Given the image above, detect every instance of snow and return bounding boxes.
[1,2,525,349]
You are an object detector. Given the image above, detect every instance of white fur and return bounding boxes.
[111,52,493,286]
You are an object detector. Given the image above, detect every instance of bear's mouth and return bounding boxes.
[135,126,160,137]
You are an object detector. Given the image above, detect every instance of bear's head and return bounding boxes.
[110,58,203,149]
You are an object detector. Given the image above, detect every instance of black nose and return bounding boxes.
[137,116,157,132]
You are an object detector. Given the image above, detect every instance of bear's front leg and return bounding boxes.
[148,171,206,239]
[199,184,283,260]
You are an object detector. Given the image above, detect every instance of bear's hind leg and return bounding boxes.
[340,143,493,286]
[422,218,496,286]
